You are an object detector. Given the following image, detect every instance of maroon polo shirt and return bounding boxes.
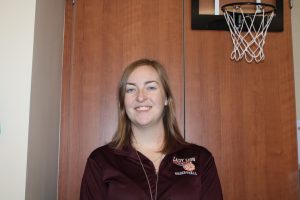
[80,142,223,200]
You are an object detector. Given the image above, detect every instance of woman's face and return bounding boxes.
[124,65,167,129]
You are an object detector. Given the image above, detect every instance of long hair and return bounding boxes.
[110,59,187,153]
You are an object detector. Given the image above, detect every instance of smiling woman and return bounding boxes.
[80,59,223,200]
[112,59,185,154]
[124,66,167,134]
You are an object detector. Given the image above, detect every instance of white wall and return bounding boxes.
[292,0,300,164]
[25,0,65,199]
[0,0,65,199]
[292,0,300,119]
[0,1,36,199]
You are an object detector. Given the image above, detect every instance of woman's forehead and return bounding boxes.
[127,65,160,83]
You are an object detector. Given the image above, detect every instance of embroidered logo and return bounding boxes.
[173,156,197,175]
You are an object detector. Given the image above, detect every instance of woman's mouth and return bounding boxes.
[135,106,151,111]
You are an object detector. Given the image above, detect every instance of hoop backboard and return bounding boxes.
[191,0,283,31]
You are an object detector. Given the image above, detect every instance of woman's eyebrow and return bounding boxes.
[126,80,158,85]
[145,80,158,85]
[125,82,136,86]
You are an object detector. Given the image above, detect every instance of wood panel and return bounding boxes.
[58,0,184,199]
[185,0,299,199]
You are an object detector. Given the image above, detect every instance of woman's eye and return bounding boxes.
[126,88,136,93]
[147,86,157,91]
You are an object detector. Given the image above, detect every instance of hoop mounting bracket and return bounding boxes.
[191,0,283,32]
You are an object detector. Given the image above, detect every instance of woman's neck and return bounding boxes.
[131,123,165,152]
[132,124,166,172]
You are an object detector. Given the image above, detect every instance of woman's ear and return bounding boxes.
[164,99,168,106]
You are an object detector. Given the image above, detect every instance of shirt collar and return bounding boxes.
[112,141,189,160]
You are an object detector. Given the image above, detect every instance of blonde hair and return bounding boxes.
[110,59,187,153]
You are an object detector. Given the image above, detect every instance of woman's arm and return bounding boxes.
[80,157,107,200]
[200,155,223,200]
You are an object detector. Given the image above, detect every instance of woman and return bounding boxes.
[80,59,223,200]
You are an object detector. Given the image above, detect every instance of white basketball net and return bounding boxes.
[223,5,275,63]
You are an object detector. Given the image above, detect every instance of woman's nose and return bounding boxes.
[136,89,147,102]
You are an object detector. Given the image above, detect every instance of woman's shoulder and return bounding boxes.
[175,143,214,162]
[88,144,114,161]
[179,142,212,154]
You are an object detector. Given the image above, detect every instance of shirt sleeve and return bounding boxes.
[80,157,107,200]
[200,154,223,200]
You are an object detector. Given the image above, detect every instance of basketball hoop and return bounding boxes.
[221,2,276,63]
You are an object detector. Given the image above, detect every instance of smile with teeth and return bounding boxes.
[135,106,152,111]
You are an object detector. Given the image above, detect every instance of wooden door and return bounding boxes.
[184,0,299,199]
[59,0,184,199]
